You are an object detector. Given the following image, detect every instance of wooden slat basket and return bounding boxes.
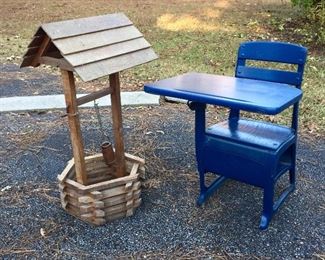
[58,153,145,225]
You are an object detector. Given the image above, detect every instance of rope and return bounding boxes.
[94,100,110,143]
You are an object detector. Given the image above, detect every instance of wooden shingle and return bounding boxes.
[21,13,158,81]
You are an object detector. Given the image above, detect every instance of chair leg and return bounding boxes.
[260,183,275,230]
[289,168,296,189]
[289,144,297,187]
[197,169,207,206]
[197,169,227,206]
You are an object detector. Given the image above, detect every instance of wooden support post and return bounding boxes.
[61,69,87,184]
[109,72,126,177]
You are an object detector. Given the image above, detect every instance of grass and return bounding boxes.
[0,0,324,136]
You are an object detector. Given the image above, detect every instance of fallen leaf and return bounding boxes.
[1,186,11,192]
[40,228,46,237]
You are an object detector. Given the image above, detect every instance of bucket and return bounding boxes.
[101,141,115,165]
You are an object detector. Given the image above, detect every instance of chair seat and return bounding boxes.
[206,118,295,150]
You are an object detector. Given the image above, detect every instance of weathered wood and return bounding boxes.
[60,186,86,198]
[84,152,144,170]
[90,218,106,226]
[78,196,99,204]
[80,199,104,208]
[66,204,81,216]
[20,55,35,68]
[105,211,126,221]
[102,190,141,207]
[58,156,143,225]
[67,196,104,210]
[63,195,79,207]
[75,48,157,82]
[57,157,142,194]
[104,198,141,216]
[67,206,106,225]
[30,35,51,67]
[44,51,62,58]
[99,185,129,200]
[47,42,61,53]
[83,154,103,161]
[125,181,133,191]
[65,38,151,66]
[110,72,126,177]
[85,175,137,192]
[81,209,105,218]
[61,70,87,184]
[130,163,139,176]
[24,46,39,57]
[103,201,132,215]
[124,153,145,165]
[65,173,137,192]
[64,178,87,192]
[126,198,139,217]
[20,13,158,83]
[85,164,113,172]
[57,160,75,182]
[59,155,143,189]
[54,26,142,55]
[76,87,112,106]
[40,56,73,71]
[86,175,113,185]
[100,181,141,199]
[126,208,134,217]
[42,13,132,40]
[104,194,130,208]
[85,168,114,178]
[85,161,108,171]
[83,153,126,164]
[27,34,45,48]
[80,205,105,214]
[60,187,69,209]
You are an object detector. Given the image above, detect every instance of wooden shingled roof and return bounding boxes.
[20,13,158,81]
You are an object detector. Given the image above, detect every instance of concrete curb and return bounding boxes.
[0,91,160,112]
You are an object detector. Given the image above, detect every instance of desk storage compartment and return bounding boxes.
[203,136,274,187]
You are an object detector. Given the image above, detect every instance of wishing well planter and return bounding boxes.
[58,153,145,225]
[21,13,157,225]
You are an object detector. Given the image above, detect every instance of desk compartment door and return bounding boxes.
[202,136,276,187]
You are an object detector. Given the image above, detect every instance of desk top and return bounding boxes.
[144,72,302,115]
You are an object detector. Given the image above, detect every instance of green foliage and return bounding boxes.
[291,0,325,45]
[308,2,325,26]
[309,2,325,43]
[291,0,322,9]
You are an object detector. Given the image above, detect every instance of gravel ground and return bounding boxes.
[0,64,324,259]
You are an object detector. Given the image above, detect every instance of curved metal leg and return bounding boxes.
[197,170,227,206]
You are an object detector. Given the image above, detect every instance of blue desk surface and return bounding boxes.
[144,72,302,115]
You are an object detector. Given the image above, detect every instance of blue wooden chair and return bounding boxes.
[194,41,307,229]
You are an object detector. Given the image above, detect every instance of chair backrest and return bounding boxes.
[235,41,307,88]
[232,41,308,130]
